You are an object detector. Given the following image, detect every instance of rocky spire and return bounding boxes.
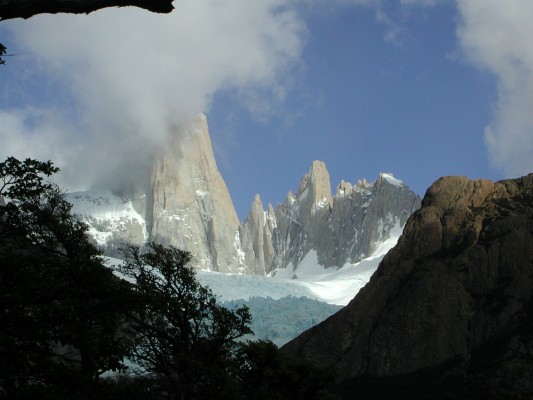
[295,160,333,211]
[267,163,420,273]
[239,194,275,275]
[146,114,242,272]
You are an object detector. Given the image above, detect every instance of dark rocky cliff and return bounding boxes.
[282,174,533,398]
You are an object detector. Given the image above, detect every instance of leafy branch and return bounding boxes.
[0,42,6,65]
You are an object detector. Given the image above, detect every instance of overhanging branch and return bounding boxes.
[0,0,174,21]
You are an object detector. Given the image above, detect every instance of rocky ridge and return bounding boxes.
[240,162,420,276]
[70,114,421,275]
[282,174,533,398]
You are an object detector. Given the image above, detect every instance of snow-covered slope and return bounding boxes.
[66,189,147,256]
[201,229,401,345]
[266,221,403,305]
[106,223,401,346]
[196,229,397,307]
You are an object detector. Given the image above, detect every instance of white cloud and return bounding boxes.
[0,108,87,189]
[4,0,531,189]
[1,0,306,190]
[457,0,533,177]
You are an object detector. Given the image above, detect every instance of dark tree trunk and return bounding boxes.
[0,0,174,21]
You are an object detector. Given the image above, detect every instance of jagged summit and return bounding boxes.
[69,115,420,276]
[146,114,242,272]
[295,160,333,209]
[72,115,243,272]
[239,161,420,276]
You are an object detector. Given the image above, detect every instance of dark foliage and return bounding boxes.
[0,156,337,399]
[119,243,253,400]
[0,157,135,398]
[0,43,5,65]
[237,340,338,400]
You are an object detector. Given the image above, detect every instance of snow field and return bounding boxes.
[105,228,401,346]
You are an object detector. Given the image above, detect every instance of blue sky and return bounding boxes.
[1,1,532,221]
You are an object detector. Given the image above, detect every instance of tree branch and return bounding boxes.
[0,0,174,21]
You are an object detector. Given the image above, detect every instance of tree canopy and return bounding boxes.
[119,243,253,399]
[0,0,174,21]
[0,157,137,398]
[0,43,6,65]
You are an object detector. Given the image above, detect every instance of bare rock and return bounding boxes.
[266,165,420,274]
[146,114,242,272]
[283,173,533,397]
[238,194,276,275]
[70,118,420,277]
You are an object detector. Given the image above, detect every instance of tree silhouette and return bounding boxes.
[0,0,175,57]
[0,43,6,65]
[0,0,174,21]
[0,157,135,398]
[119,243,253,399]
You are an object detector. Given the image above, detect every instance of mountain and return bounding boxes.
[282,174,533,398]
[145,115,242,272]
[68,114,421,276]
[69,114,242,272]
[267,163,419,274]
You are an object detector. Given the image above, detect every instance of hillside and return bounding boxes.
[282,174,533,399]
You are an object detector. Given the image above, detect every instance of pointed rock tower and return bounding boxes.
[266,162,420,273]
[69,116,420,276]
[238,195,276,275]
[145,114,242,272]
[270,160,334,270]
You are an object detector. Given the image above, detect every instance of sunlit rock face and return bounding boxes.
[145,114,242,272]
[70,115,243,273]
[261,163,421,274]
[283,173,533,397]
[69,115,420,275]
[238,195,276,276]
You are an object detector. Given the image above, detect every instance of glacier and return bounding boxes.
[105,221,400,347]
[193,229,400,346]
[206,229,399,346]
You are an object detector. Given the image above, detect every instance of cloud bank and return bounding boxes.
[0,0,306,190]
[457,0,533,177]
[2,0,532,192]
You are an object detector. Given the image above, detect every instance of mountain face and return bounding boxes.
[145,115,242,272]
[71,115,242,273]
[238,161,420,276]
[275,164,419,272]
[282,174,533,397]
[69,114,420,275]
